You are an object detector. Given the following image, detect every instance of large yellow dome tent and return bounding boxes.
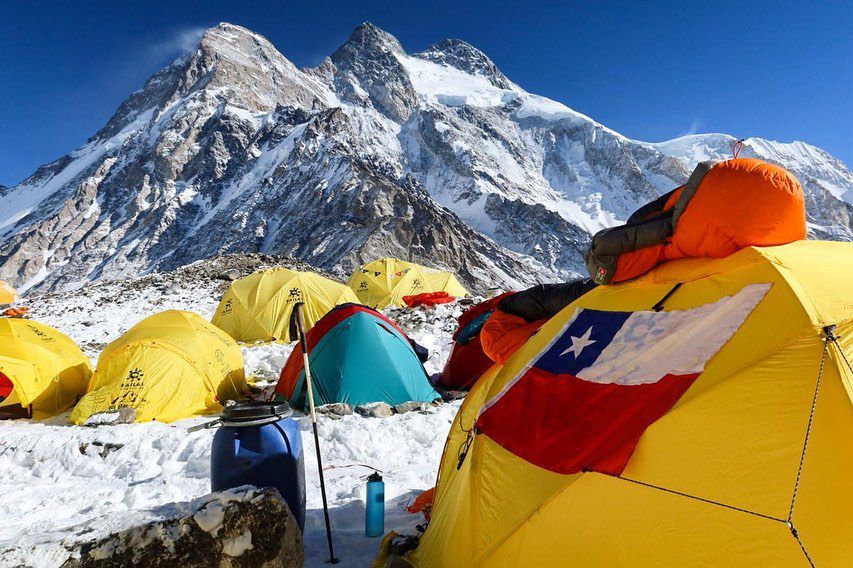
[0,280,20,304]
[0,319,92,419]
[348,258,468,309]
[71,310,245,424]
[211,268,358,343]
[390,241,853,567]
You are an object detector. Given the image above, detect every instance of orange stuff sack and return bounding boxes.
[586,158,806,284]
[480,310,545,365]
[403,291,455,307]
[2,306,29,318]
[407,487,436,521]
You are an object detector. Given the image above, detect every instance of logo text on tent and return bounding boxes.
[27,324,56,342]
[109,368,146,409]
[214,348,232,377]
[223,299,233,314]
[287,288,303,303]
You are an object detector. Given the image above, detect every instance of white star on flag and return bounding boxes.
[560,326,596,358]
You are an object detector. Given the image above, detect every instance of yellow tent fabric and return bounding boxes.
[348,258,468,309]
[211,268,359,343]
[0,280,20,304]
[0,319,92,419]
[71,310,245,424]
[403,241,853,567]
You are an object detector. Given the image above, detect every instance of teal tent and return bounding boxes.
[275,304,440,408]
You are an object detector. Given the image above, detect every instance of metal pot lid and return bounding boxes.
[221,401,293,422]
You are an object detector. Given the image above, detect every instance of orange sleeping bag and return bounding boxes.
[586,158,806,284]
[480,310,546,365]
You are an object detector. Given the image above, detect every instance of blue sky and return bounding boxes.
[1,1,850,185]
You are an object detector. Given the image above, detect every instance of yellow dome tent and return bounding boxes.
[394,241,853,567]
[0,280,20,304]
[0,319,92,419]
[71,310,245,424]
[211,268,359,343]
[348,258,468,309]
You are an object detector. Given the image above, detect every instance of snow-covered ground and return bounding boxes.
[0,267,469,567]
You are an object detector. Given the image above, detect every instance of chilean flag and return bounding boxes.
[476,284,770,476]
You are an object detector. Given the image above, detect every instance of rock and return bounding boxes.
[438,389,467,402]
[79,441,124,459]
[330,23,418,122]
[217,268,242,281]
[61,486,302,568]
[82,407,137,426]
[355,402,393,418]
[316,402,354,418]
[417,38,513,89]
[83,341,108,354]
[393,401,429,414]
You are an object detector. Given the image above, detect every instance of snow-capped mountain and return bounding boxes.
[1,22,850,293]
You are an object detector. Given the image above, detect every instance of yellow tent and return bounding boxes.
[396,241,853,567]
[0,319,92,419]
[71,310,245,424]
[211,268,358,343]
[348,258,468,309]
[0,280,20,304]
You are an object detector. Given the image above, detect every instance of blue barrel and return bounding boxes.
[211,402,306,531]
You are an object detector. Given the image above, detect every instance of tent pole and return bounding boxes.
[293,302,339,564]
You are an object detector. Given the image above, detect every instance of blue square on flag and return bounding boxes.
[535,309,632,376]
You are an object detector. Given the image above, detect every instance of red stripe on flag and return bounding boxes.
[0,372,13,399]
[476,368,699,475]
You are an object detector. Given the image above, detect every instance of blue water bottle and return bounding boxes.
[365,471,385,537]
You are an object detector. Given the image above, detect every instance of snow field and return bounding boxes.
[0,400,461,567]
[0,277,464,567]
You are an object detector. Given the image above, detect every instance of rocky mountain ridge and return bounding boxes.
[1,22,850,293]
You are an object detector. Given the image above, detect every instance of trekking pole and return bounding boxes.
[292,302,339,564]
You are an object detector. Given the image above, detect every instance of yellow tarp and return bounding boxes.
[406,241,853,567]
[0,319,92,419]
[0,280,19,304]
[71,310,245,424]
[348,258,468,309]
[211,268,358,343]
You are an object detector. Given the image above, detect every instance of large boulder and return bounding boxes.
[61,487,302,568]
